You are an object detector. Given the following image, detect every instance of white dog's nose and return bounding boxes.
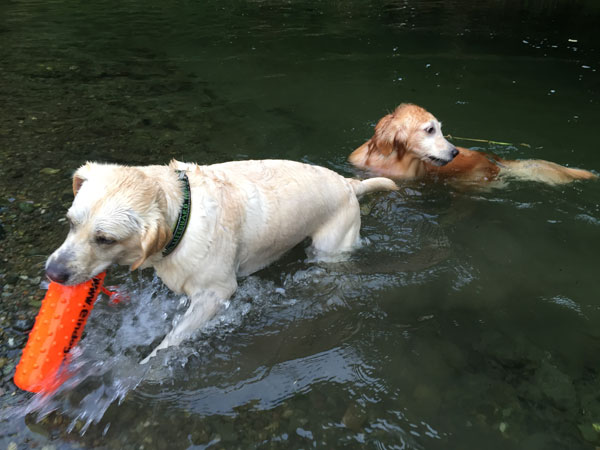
[46,260,70,284]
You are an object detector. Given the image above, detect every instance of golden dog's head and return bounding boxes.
[45,163,172,285]
[368,103,458,166]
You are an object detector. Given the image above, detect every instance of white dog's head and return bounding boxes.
[367,103,459,166]
[45,163,172,285]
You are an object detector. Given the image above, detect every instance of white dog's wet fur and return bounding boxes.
[45,159,397,362]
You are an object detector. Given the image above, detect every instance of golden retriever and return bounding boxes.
[45,159,397,361]
[349,103,597,185]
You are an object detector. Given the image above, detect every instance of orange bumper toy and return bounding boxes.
[14,272,107,393]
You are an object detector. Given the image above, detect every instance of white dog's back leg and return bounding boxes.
[310,204,361,257]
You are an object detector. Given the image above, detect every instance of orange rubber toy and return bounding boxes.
[14,272,107,393]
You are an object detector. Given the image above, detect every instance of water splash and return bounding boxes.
[4,273,285,435]
[11,274,180,433]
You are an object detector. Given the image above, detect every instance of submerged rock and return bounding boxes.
[534,360,577,411]
[18,202,35,213]
[214,421,238,443]
[413,383,442,414]
[577,423,599,444]
[342,402,367,432]
[13,317,34,332]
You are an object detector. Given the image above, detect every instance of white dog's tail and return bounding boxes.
[500,159,597,185]
[350,177,398,197]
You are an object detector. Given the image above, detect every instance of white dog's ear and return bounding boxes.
[131,220,172,271]
[73,175,85,196]
[72,162,94,196]
[131,184,173,271]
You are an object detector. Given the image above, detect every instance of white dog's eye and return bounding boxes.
[95,235,116,246]
[425,126,435,135]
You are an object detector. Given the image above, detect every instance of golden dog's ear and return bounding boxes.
[131,220,172,271]
[368,114,394,157]
[368,114,409,159]
[392,128,409,160]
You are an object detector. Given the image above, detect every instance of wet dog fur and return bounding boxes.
[45,159,397,361]
[349,103,597,185]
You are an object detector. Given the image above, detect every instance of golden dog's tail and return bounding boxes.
[350,177,398,197]
[500,159,597,185]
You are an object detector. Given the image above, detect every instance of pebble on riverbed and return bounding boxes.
[341,402,367,432]
[577,423,600,444]
[39,167,60,175]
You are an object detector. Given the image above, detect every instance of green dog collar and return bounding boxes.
[162,170,191,257]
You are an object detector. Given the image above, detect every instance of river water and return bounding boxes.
[1,0,599,448]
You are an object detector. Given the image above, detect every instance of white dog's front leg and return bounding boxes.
[141,291,226,363]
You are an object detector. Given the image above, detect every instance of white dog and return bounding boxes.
[45,159,396,361]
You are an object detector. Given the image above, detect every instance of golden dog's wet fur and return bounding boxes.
[349,103,597,185]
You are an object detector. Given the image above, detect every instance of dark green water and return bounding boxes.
[1,0,600,448]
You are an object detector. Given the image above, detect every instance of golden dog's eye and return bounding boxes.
[95,235,116,245]
[425,126,435,135]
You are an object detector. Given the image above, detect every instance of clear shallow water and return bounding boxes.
[1,0,600,448]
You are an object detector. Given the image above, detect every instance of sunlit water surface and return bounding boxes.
[1,0,600,449]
